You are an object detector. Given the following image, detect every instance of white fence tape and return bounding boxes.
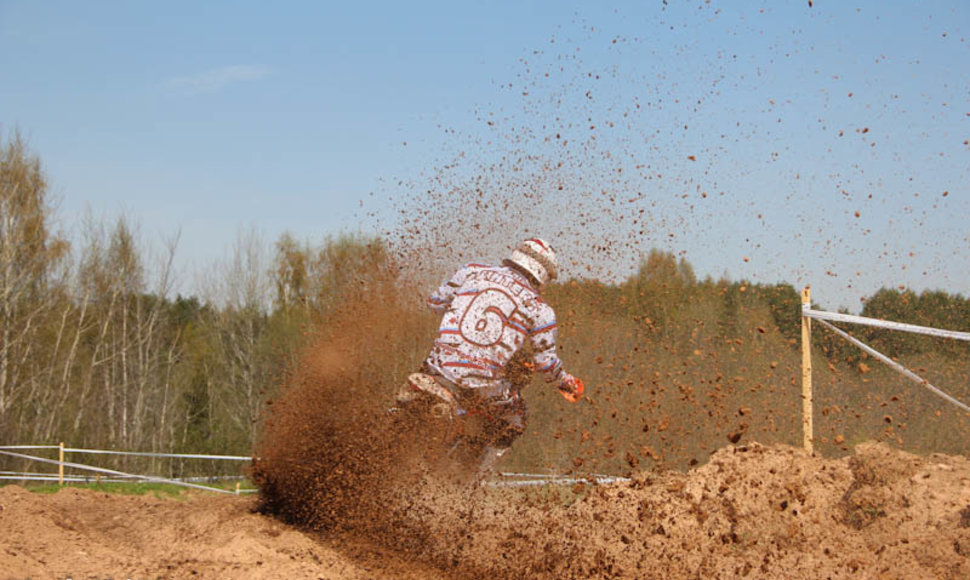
[815,318,970,413]
[486,474,630,487]
[0,469,245,483]
[0,473,256,492]
[0,446,626,491]
[802,306,970,342]
[496,471,622,480]
[60,448,251,461]
[0,445,251,460]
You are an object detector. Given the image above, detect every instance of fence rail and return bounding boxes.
[0,445,254,494]
[802,307,970,342]
[486,473,630,487]
[0,444,626,491]
[799,287,970,453]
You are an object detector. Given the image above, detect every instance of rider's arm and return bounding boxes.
[529,304,582,402]
[427,266,468,313]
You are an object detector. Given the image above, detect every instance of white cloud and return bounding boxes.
[164,65,271,95]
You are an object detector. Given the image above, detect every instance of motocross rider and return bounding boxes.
[402,238,584,475]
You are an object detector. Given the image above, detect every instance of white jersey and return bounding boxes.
[424,263,565,399]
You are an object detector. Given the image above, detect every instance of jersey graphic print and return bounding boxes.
[426,264,563,396]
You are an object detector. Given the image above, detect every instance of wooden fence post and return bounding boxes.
[58,442,65,486]
[801,287,814,454]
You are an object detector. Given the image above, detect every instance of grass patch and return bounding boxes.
[22,480,191,498]
[11,479,256,498]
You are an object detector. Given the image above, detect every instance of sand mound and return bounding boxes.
[418,441,970,579]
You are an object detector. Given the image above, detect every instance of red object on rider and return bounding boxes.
[559,375,584,403]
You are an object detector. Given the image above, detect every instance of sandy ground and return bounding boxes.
[0,483,448,580]
[2,441,968,580]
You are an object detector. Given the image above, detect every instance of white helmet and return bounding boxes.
[504,238,558,286]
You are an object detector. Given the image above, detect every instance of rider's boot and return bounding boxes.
[475,445,509,480]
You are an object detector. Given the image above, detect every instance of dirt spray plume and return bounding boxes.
[253,262,425,527]
[255,3,968,577]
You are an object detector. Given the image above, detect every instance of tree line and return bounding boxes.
[0,133,392,460]
[2,133,966,467]
[548,248,969,363]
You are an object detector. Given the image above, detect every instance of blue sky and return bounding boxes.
[1,1,967,311]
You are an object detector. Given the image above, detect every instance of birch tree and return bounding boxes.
[0,132,67,435]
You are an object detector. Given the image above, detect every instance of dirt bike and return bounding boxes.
[388,372,525,484]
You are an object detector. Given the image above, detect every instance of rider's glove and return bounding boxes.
[557,373,585,403]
